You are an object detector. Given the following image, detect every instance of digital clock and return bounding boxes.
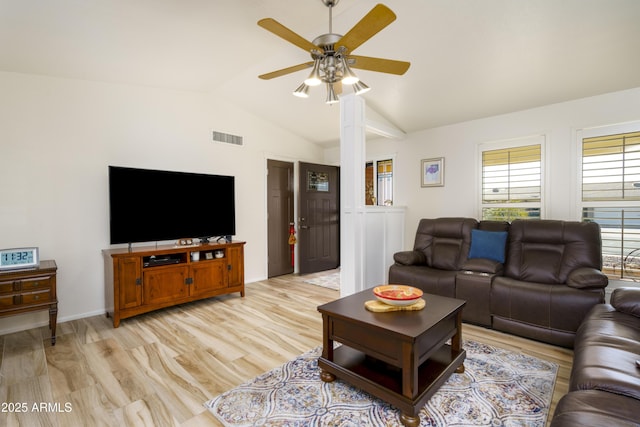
[0,247,40,271]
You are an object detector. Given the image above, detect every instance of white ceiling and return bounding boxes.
[2,0,640,147]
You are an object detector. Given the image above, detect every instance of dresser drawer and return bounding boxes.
[0,277,52,294]
[20,290,52,305]
[0,294,15,307]
[21,277,51,291]
[0,280,17,295]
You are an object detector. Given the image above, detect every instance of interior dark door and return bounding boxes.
[267,159,294,277]
[298,162,340,274]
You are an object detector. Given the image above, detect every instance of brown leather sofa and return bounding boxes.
[388,217,608,348]
[550,287,640,426]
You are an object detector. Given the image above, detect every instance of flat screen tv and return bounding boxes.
[108,166,235,245]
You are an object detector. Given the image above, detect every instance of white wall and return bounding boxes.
[0,71,324,334]
[326,87,640,249]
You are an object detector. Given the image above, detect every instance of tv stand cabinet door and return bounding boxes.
[190,260,226,296]
[143,266,189,305]
[227,245,245,288]
[118,256,143,310]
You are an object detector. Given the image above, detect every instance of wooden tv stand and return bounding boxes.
[103,241,245,327]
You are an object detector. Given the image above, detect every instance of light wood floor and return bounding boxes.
[0,272,573,427]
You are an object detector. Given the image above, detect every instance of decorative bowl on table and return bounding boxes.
[373,285,423,306]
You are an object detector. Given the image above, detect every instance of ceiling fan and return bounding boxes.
[257,0,410,104]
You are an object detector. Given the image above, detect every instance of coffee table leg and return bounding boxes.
[320,313,336,382]
[320,370,335,382]
[400,412,420,427]
[453,310,465,373]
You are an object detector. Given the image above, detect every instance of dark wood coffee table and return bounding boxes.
[317,289,466,427]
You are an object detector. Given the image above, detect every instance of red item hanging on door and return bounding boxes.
[288,223,297,266]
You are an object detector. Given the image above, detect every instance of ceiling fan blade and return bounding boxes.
[258,18,324,54]
[336,4,396,53]
[349,55,410,75]
[258,62,314,80]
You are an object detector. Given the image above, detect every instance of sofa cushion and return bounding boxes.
[388,264,457,298]
[412,217,477,271]
[505,220,603,284]
[570,304,640,397]
[551,390,640,427]
[468,229,508,263]
[610,287,640,317]
[492,276,605,348]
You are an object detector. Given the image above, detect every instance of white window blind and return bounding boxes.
[582,131,640,201]
[480,142,542,221]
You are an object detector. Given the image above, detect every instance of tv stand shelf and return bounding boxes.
[103,241,245,327]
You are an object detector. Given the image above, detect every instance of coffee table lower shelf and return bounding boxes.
[318,344,466,425]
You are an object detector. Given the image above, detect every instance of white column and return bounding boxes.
[339,94,366,296]
[339,94,406,296]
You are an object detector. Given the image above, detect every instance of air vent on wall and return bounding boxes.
[213,131,243,146]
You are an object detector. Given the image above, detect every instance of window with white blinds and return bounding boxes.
[581,130,640,279]
[480,142,542,221]
[582,132,640,201]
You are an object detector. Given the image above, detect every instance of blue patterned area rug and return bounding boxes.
[204,340,557,427]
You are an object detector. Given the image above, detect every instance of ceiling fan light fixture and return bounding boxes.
[353,80,371,95]
[258,1,410,105]
[326,83,339,104]
[304,59,323,86]
[340,57,359,85]
[293,83,310,98]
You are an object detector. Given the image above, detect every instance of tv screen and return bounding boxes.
[108,166,236,245]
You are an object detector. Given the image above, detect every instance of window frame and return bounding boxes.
[577,121,640,280]
[365,154,396,206]
[477,135,546,221]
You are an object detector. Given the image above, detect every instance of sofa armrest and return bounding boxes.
[611,287,640,317]
[461,258,503,275]
[566,267,608,289]
[393,250,426,266]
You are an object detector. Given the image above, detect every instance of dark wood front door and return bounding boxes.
[298,162,340,274]
[267,159,294,277]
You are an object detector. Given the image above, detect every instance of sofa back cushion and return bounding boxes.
[413,218,477,270]
[505,219,602,283]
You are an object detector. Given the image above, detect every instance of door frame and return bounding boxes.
[266,159,295,277]
[265,156,301,275]
[264,156,341,276]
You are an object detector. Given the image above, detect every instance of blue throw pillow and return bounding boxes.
[468,229,508,263]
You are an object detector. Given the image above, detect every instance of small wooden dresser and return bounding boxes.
[0,260,58,345]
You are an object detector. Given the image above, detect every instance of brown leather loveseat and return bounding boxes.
[550,287,640,426]
[388,217,608,348]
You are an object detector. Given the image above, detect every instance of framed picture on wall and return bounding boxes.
[421,157,444,187]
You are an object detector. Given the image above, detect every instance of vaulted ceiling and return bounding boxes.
[2,0,640,147]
